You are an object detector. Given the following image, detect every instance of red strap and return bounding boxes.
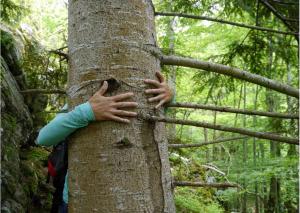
[48,160,57,177]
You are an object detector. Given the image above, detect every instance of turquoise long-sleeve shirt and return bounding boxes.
[36,102,95,203]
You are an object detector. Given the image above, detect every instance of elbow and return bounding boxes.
[36,130,52,147]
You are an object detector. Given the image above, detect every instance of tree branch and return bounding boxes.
[259,0,297,33]
[271,0,298,6]
[168,136,249,148]
[161,55,299,98]
[49,50,69,60]
[146,115,299,145]
[20,89,66,95]
[167,102,299,119]
[201,164,226,176]
[173,181,239,188]
[155,12,298,36]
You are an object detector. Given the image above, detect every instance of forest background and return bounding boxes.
[1,0,299,212]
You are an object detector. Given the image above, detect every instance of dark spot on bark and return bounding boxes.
[105,78,120,93]
[114,137,133,149]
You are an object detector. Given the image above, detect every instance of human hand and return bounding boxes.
[88,81,138,123]
[144,71,174,109]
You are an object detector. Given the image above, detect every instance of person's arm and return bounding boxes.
[37,81,138,147]
[36,102,95,147]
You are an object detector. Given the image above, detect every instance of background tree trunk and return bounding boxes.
[67,0,175,212]
[265,36,281,213]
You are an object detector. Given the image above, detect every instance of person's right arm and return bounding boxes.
[36,102,95,147]
[37,81,138,147]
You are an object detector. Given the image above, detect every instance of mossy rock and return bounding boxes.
[20,146,49,163]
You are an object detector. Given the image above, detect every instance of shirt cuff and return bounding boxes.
[81,101,96,121]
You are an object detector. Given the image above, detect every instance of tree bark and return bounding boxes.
[68,1,175,212]
[161,55,299,98]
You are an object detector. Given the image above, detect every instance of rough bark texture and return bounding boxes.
[68,1,175,212]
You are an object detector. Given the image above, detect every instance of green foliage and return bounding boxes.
[175,188,224,213]
[0,0,27,25]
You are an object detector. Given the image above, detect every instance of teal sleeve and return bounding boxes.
[36,102,95,147]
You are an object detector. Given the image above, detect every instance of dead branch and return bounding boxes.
[146,116,299,145]
[155,12,298,36]
[161,55,299,98]
[168,136,249,148]
[20,89,66,95]
[271,0,298,6]
[259,0,298,41]
[173,181,239,188]
[167,102,299,119]
[49,50,69,60]
[201,164,226,176]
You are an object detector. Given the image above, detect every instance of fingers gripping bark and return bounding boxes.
[88,81,137,123]
[144,71,174,109]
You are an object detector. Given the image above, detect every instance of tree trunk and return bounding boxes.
[242,82,247,213]
[67,1,175,212]
[166,2,177,142]
[286,62,297,156]
[265,36,281,213]
[253,85,259,213]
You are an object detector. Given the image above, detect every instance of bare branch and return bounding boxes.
[155,12,298,36]
[167,102,299,119]
[173,181,239,188]
[161,55,299,98]
[271,0,298,6]
[259,0,297,33]
[49,50,69,60]
[21,89,66,95]
[168,136,249,148]
[201,164,226,176]
[146,115,299,145]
